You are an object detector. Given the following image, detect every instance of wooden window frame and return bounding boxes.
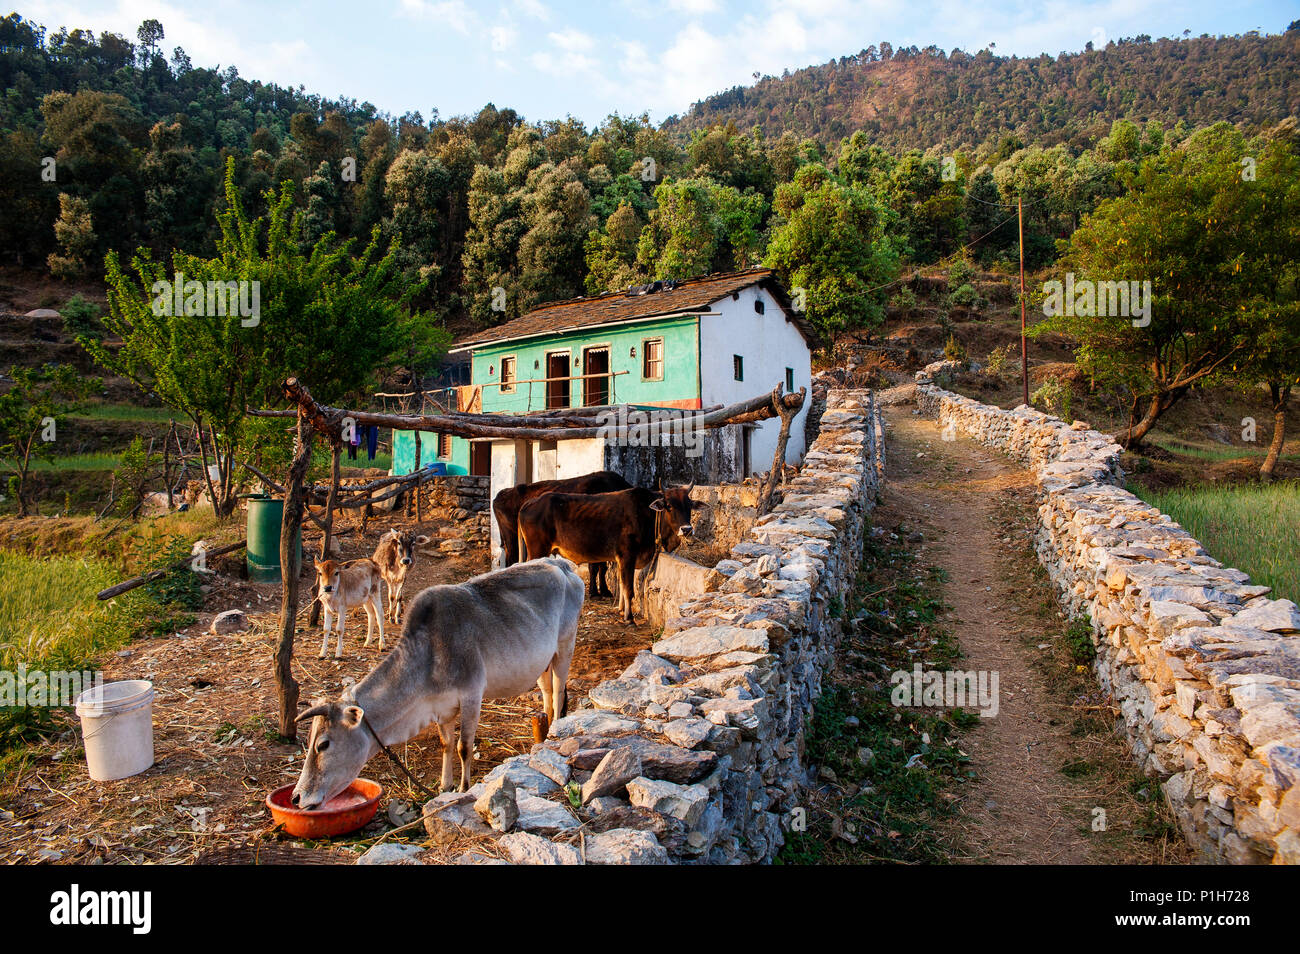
[499,355,516,394]
[733,354,744,382]
[642,337,664,382]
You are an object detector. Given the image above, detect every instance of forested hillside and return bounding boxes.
[668,29,1300,151]
[1,12,1297,354]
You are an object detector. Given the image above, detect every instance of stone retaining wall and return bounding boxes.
[914,373,1300,865]
[421,389,887,864]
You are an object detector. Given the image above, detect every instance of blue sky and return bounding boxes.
[17,0,1300,125]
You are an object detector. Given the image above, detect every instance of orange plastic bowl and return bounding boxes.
[266,779,383,838]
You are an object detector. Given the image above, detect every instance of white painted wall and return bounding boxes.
[698,285,812,472]
[487,437,608,566]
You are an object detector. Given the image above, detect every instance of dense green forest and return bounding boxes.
[1,12,1297,350]
[668,29,1300,151]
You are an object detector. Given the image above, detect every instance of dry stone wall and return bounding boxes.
[422,389,886,864]
[915,371,1300,865]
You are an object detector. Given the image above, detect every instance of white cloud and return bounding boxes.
[397,0,474,34]
[513,0,550,19]
[490,24,518,52]
[665,0,722,13]
[20,0,318,89]
[548,28,595,52]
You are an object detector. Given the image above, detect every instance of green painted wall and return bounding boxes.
[392,428,468,476]
[470,315,701,414]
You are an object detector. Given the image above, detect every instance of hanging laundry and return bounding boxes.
[366,425,379,461]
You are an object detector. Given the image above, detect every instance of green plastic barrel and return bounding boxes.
[246,495,301,584]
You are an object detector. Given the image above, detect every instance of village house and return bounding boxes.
[390,268,814,560]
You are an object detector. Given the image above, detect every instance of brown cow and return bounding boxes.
[373,528,431,623]
[517,483,699,622]
[492,470,630,598]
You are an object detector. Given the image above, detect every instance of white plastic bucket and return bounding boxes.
[74,680,155,781]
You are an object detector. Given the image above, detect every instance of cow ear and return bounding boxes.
[341,705,365,729]
[649,498,667,512]
[690,499,709,511]
[415,535,430,546]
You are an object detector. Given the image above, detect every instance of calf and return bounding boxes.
[518,483,699,623]
[291,557,584,804]
[314,558,385,659]
[493,470,630,598]
[372,529,430,623]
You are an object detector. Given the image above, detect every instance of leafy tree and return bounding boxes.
[584,201,645,294]
[1231,134,1300,479]
[636,178,766,279]
[764,164,902,345]
[47,193,97,278]
[0,364,98,515]
[83,158,442,516]
[1035,125,1287,448]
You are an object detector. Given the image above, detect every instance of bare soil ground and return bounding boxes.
[880,406,1190,864]
[0,510,656,865]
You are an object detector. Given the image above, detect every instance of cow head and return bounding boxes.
[290,700,373,810]
[315,559,341,595]
[386,528,430,567]
[650,481,699,553]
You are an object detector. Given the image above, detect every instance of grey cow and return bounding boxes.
[291,557,584,807]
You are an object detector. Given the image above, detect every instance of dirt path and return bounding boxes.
[878,407,1099,864]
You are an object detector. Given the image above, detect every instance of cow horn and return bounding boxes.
[686,480,695,494]
[295,703,331,723]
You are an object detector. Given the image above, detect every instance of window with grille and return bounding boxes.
[733,355,744,382]
[438,433,452,458]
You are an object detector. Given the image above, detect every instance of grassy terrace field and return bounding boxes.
[0,551,172,757]
[1132,481,1300,604]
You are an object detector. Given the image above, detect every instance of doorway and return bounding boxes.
[583,346,610,407]
[546,352,570,409]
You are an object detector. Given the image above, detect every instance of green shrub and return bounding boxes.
[890,286,919,312]
[943,334,967,362]
[948,282,979,308]
[1030,376,1072,421]
[947,257,975,288]
[61,295,103,341]
[985,343,1016,378]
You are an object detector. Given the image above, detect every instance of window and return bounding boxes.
[733,355,744,382]
[786,367,795,392]
[642,337,664,381]
[500,355,516,393]
[438,433,452,459]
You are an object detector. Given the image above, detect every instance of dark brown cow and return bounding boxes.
[493,470,631,598]
[517,484,699,622]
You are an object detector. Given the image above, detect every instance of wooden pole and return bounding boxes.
[758,386,805,516]
[275,407,312,740]
[1019,194,1029,408]
[308,441,342,628]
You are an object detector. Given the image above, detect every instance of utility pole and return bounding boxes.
[1018,194,1029,408]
